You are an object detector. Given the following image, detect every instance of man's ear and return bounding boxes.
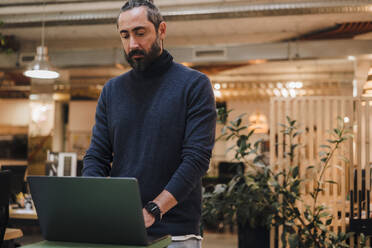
[158,21,166,40]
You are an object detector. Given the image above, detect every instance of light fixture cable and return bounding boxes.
[23,0,60,80]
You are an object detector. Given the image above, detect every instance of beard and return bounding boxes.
[124,37,161,72]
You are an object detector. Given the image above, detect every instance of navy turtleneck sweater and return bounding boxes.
[82,50,216,236]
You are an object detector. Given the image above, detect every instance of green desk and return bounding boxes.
[22,236,171,248]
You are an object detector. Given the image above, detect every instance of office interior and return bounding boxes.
[1,0,372,247]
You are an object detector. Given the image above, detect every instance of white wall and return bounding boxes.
[0,99,29,126]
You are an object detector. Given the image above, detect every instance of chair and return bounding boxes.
[349,169,372,236]
[0,170,11,247]
[349,189,372,235]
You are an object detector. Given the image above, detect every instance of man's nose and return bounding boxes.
[129,36,140,50]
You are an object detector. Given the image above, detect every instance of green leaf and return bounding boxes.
[247,129,255,139]
[293,131,303,138]
[253,155,264,164]
[233,113,246,127]
[320,145,331,149]
[326,218,333,226]
[291,144,299,150]
[236,118,242,127]
[325,180,337,185]
[315,188,324,193]
[319,212,331,218]
[227,126,236,132]
[254,139,263,149]
[327,139,338,144]
[292,166,299,178]
[225,133,235,141]
[333,128,341,136]
[236,126,247,132]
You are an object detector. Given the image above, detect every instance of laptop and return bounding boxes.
[27,176,168,246]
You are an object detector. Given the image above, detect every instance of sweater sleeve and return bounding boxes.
[165,74,216,202]
[82,84,113,177]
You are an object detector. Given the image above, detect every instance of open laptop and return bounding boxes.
[27,176,168,246]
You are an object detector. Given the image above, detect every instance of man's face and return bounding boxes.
[117,7,165,71]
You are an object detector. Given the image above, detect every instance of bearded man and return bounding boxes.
[83,1,216,247]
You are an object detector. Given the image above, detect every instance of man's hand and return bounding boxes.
[142,190,178,228]
[143,208,155,228]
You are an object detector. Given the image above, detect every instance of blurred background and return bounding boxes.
[1,0,372,247]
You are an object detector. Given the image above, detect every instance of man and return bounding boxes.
[82,0,216,247]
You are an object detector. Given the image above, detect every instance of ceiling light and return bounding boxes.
[287,81,303,89]
[24,46,59,79]
[23,1,59,80]
[214,90,222,98]
[248,112,268,134]
[289,89,296,98]
[273,89,281,97]
[281,89,289,98]
[295,81,303,88]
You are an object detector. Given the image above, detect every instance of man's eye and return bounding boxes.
[136,32,145,37]
[121,33,129,39]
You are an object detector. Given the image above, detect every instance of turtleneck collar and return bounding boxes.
[131,49,173,78]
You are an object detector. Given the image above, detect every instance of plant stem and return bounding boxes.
[313,126,344,213]
[311,125,345,241]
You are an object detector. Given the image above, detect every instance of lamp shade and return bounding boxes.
[24,46,60,79]
[248,111,269,134]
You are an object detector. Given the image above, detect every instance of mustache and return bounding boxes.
[128,49,146,58]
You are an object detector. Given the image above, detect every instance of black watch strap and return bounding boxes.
[144,201,162,222]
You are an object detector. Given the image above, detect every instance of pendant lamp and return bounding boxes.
[24,1,59,80]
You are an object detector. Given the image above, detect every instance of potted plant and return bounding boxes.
[202,107,352,248]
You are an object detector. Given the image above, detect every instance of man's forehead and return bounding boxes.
[118,6,152,31]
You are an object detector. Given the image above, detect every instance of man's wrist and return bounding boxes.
[144,201,162,222]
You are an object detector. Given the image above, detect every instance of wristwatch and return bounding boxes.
[144,201,162,222]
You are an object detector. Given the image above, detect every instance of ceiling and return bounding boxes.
[0,0,371,99]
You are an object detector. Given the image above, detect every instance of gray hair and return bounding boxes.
[117,0,164,31]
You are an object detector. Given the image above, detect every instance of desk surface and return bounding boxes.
[9,207,38,220]
[22,236,171,248]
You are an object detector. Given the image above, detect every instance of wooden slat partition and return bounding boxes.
[351,97,372,247]
[365,98,371,248]
[269,97,276,247]
[269,96,364,248]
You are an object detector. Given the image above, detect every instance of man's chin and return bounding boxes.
[130,61,147,72]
